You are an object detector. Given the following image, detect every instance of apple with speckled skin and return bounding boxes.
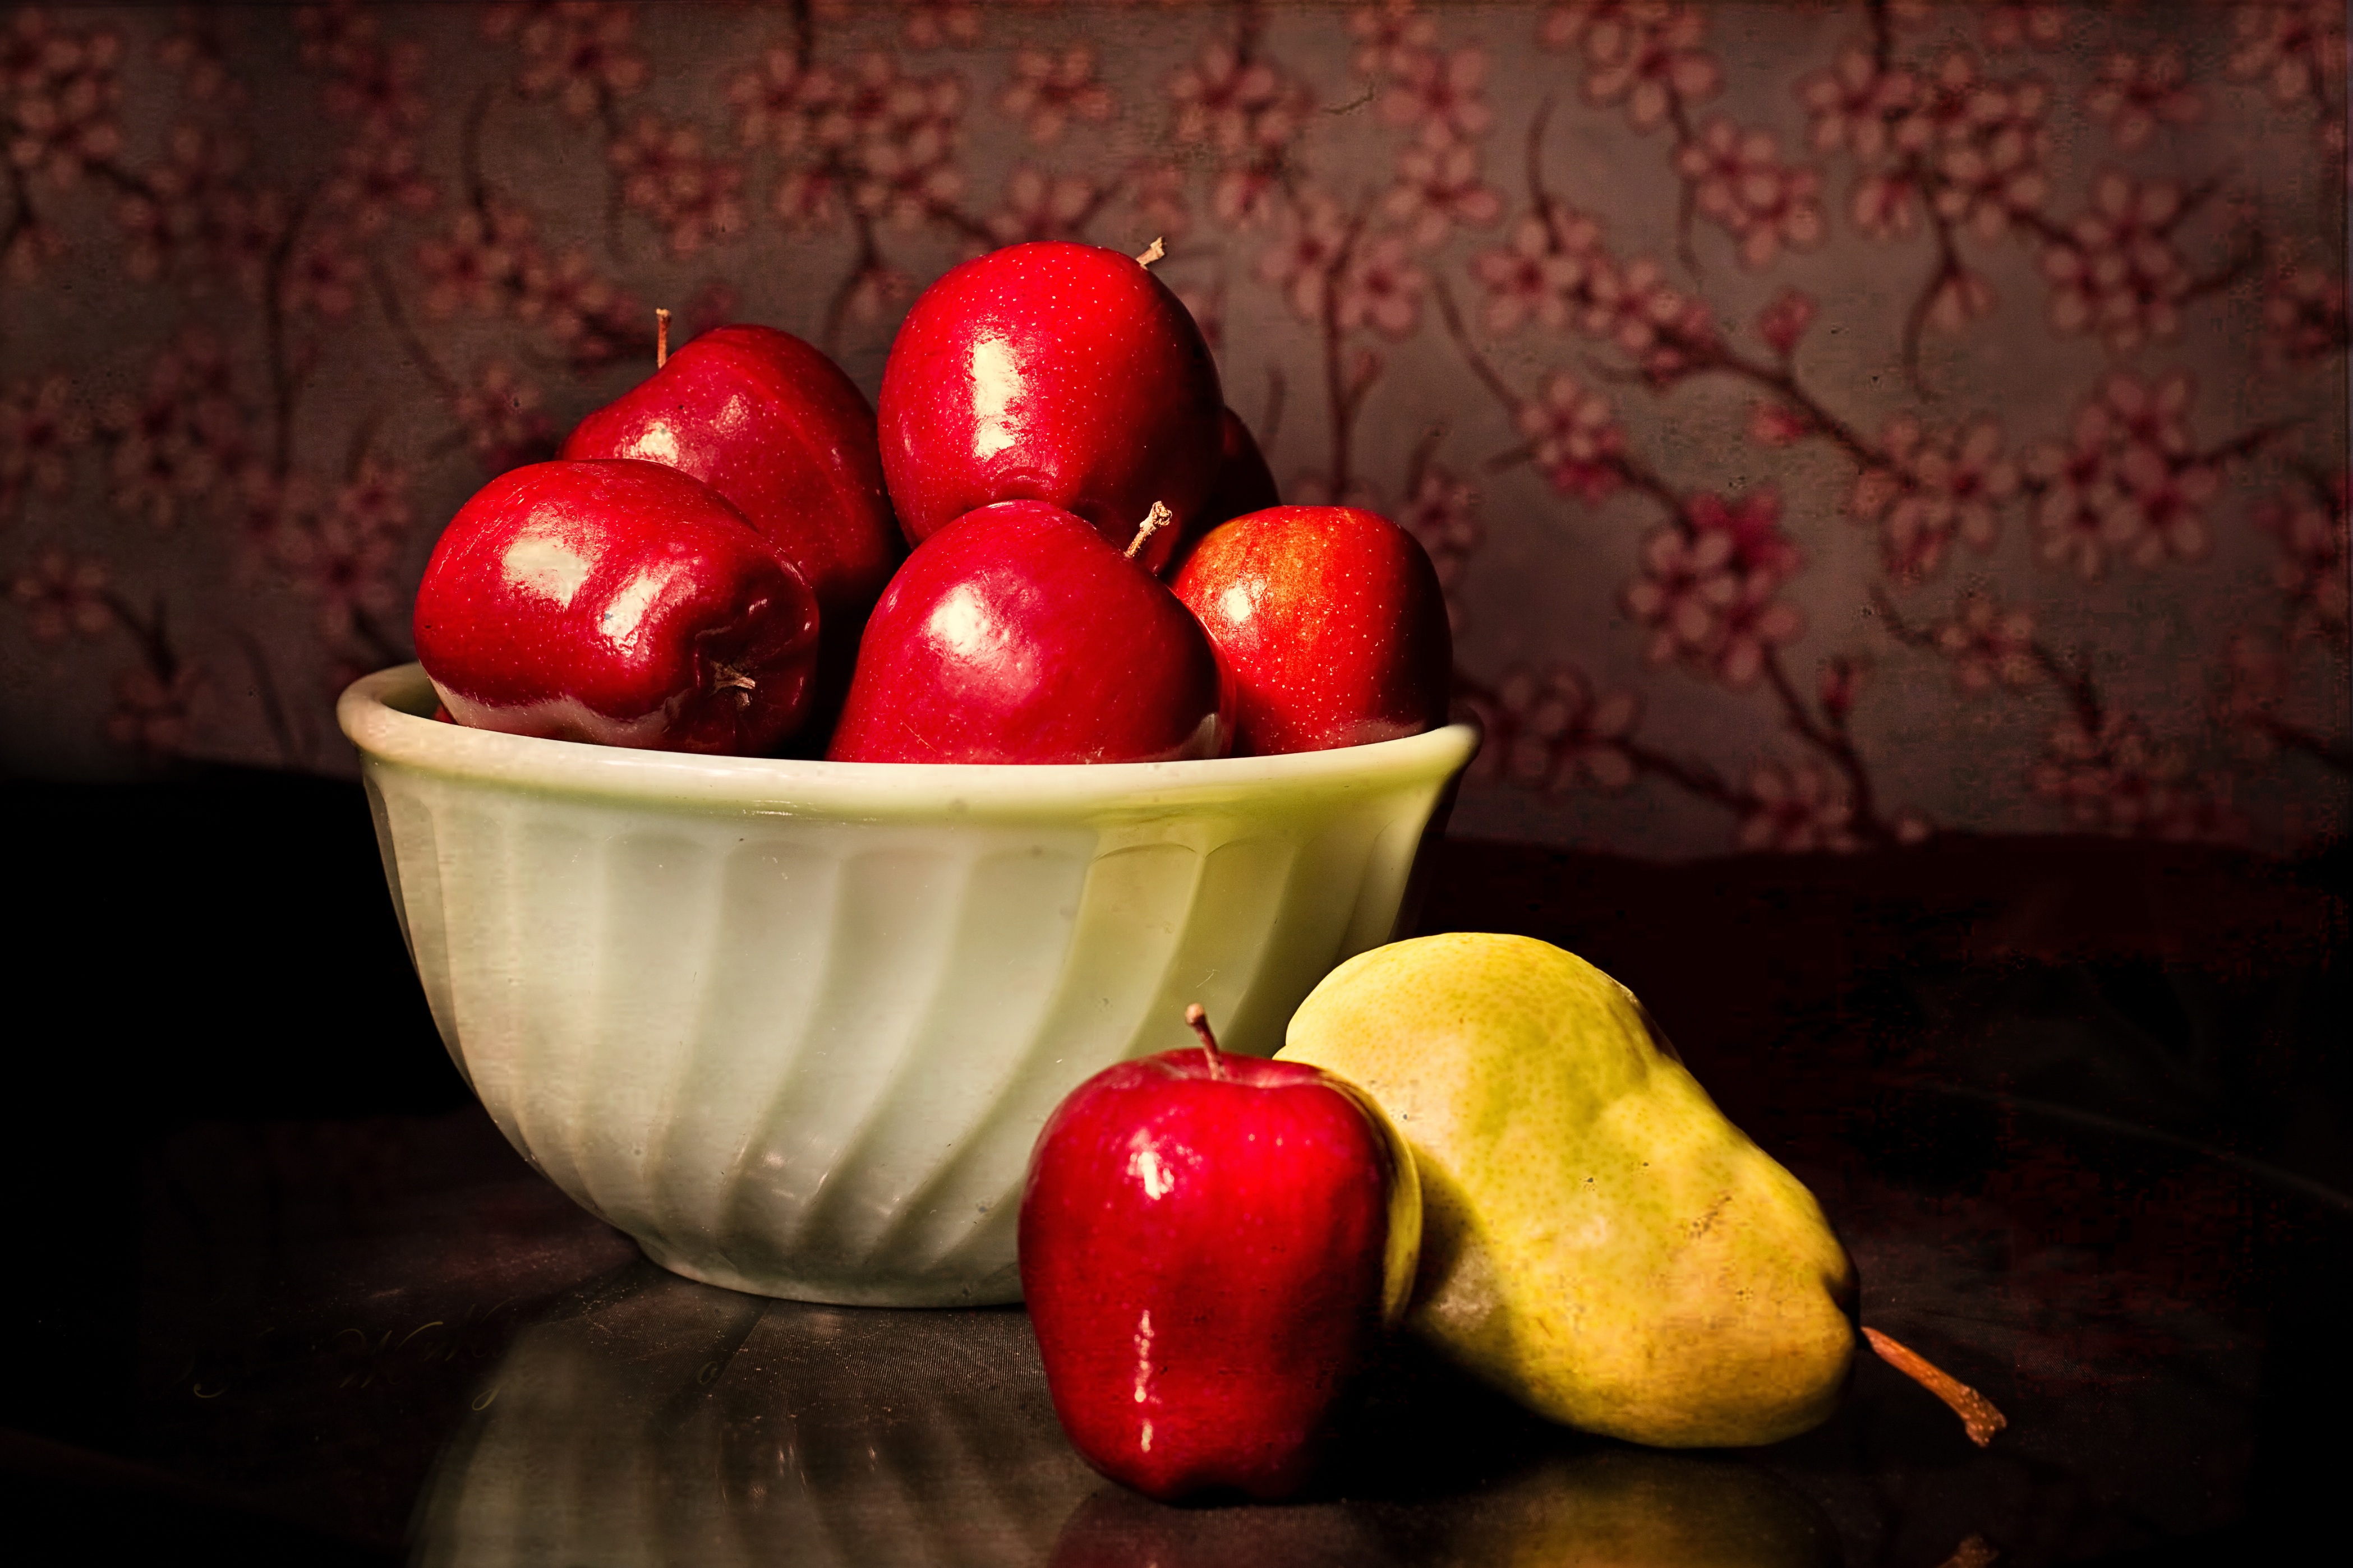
[877,242,1224,576]
[561,324,900,716]
[826,499,1226,765]
[413,459,820,755]
[1019,1008,1420,1502]
[1172,505,1452,756]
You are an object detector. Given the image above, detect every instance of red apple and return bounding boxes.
[1020,1007,1420,1502]
[413,459,821,754]
[826,499,1227,765]
[877,242,1223,575]
[560,323,901,713]
[1164,407,1281,577]
[1171,505,1452,755]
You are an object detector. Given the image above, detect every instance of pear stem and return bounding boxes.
[1125,501,1173,561]
[1134,236,1166,267]
[1863,1327,2007,1447]
[656,307,671,369]
[1184,1003,1226,1080]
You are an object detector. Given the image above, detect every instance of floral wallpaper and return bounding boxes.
[1,1,2344,858]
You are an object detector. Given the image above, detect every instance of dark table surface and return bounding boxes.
[4,769,2347,1565]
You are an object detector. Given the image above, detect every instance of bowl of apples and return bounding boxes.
[342,243,1475,1307]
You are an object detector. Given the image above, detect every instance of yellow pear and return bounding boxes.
[1277,932,1858,1447]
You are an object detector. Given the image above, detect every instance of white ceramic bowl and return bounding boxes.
[340,663,1477,1306]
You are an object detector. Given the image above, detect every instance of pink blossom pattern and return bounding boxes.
[1255,191,1352,323]
[608,114,747,257]
[1622,488,1805,688]
[0,372,89,520]
[1516,371,1623,502]
[1849,415,2018,582]
[1397,460,1481,625]
[2039,170,2194,353]
[1468,211,1600,335]
[1543,2,1724,134]
[280,224,365,320]
[1376,46,1495,148]
[416,204,529,318]
[1980,6,2069,53]
[1467,663,1642,794]
[2226,3,2347,114]
[1930,589,2040,694]
[114,123,288,296]
[276,485,406,641]
[322,135,436,236]
[1673,118,1825,269]
[902,2,981,53]
[1799,43,2052,271]
[2252,476,2349,646]
[2022,372,2218,579]
[1383,140,1503,248]
[2,8,123,193]
[983,167,1097,246]
[2084,47,2203,151]
[2029,712,2237,840]
[1756,287,1816,356]
[997,45,1113,145]
[1349,2,1435,82]
[452,362,555,475]
[9,547,112,642]
[1168,39,1310,228]
[108,658,205,755]
[98,330,250,531]
[1337,232,1428,339]
[487,2,647,121]
[2262,262,2348,366]
[1737,759,1859,852]
[1125,160,1190,245]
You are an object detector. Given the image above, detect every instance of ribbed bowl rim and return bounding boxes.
[339,663,1482,817]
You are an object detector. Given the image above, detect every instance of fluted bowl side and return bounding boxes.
[339,664,1478,1306]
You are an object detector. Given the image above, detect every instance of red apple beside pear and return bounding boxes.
[1020,1008,1421,1502]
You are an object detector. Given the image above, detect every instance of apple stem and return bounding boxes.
[1134,236,1166,267]
[656,307,671,369]
[711,661,756,708]
[1183,1003,1226,1080]
[1863,1326,2007,1447]
[1124,501,1173,561]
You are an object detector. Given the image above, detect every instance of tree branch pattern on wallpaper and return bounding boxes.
[0,1,2344,855]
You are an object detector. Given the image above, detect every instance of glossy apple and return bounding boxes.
[1165,407,1281,577]
[877,242,1223,575]
[413,459,820,754]
[1171,505,1452,755]
[826,499,1226,765]
[1019,1007,1421,1502]
[560,323,900,712]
